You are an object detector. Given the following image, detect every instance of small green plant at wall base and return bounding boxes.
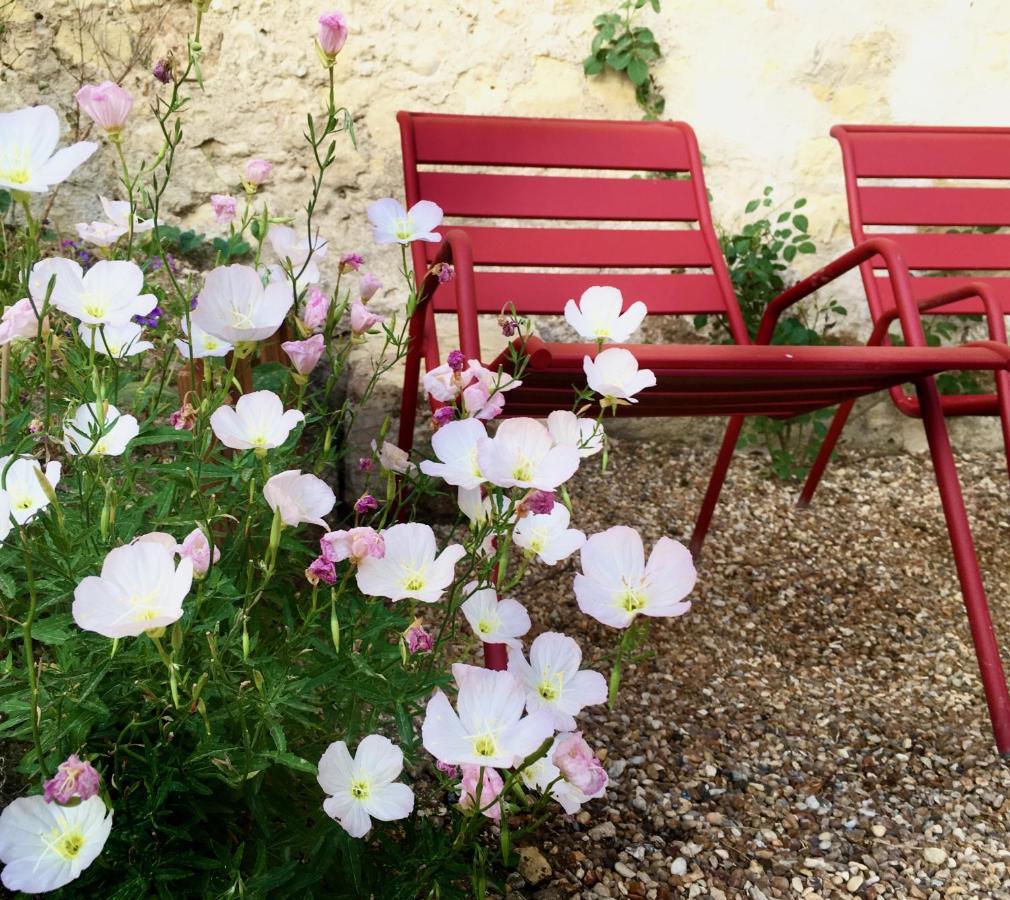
[584,0,665,119]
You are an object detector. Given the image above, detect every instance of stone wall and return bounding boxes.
[3,0,1008,457]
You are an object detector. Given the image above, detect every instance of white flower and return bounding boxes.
[421,666,554,768]
[419,418,486,490]
[356,522,465,603]
[268,225,327,285]
[564,286,647,343]
[75,196,156,246]
[375,440,414,474]
[63,402,139,457]
[457,486,488,525]
[0,795,112,894]
[175,321,234,359]
[81,322,153,359]
[72,542,193,638]
[0,298,40,346]
[367,198,443,244]
[210,390,304,452]
[574,525,695,628]
[460,584,530,648]
[547,410,604,458]
[30,258,156,328]
[263,470,335,528]
[508,632,607,731]
[422,363,461,403]
[0,105,97,193]
[583,347,657,404]
[0,455,61,526]
[191,264,292,344]
[0,492,11,544]
[317,734,415,839]
[75,221,125,247]
[519,736,604,815]
[477,418,580,491]
[512,504,585,565]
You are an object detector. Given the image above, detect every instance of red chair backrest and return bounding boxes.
[833,124,1010,320]
[397,112,749,344]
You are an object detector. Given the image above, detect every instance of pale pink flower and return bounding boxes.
[421,666,554,768]
[552,732,608,797]
[242,158,273,189]
[419,417,486,490]
[508,633,607,731]
[0,455,61,526]
[263,470,335,528]
[268,225,327,285]
[367,198,443,244]
[302,286,331,331]
[574,525,695,628]
[462,361,519,419]
[0,105,97,193]
[422,363,461,403]
[320,526,384,565]
[583,348,656,404]
[30,258,156,328]
[359,272,382,301]
[210,390,305,452]
[63,402,139,457]
[43,755,100,805]
[306,557,337,585]
[175,321,234,359]
[133,531,180,555]
[477,417,580,491]
[75,81,133,135]
[512,503,585,566]
[458,764,505,821]
[356,522,464,603]
[460,584,530,648]
[521,734,605,814]
[317,11,349,57]
[406,623,434,654]
[282,334,325,375]
[210,194,237,225]
[564,285,646,343]
[191,264,292,343]
[0,299,39,345]
[547,410,604,458]
[376,440,414,474]
[339,252,363,273]
[179,526,220,576]
[350,299,385,336]
[75,220,126,247]
[317,735,414,839]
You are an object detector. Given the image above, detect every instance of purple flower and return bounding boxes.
[524,490,555,516]
[306,556,337,586]
[153,59,173,84]
[357,457,374,473]
[407,624,434,654]
[43,754,101,805]
[433,406,456,428]
[436,759,460,780]
[446,350,465,373]
[437,263,454,284]
[354,494,379,515]
[132,306,163,329]
[339,252,364,273]
[500,318,518,337]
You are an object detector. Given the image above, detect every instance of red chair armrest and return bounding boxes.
[415,228,482,362]
[869,281,1009,347]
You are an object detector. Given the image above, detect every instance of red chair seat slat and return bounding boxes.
[867,233,1010,270]
[430,272,728,315]
[418,172,700,221]
[407,113,692,171]
[422,224,712,268]
[837,126,1010,178]
[859,186,1010,226]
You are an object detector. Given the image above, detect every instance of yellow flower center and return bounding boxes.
[204,337,219,350]
[537,669,564,701]
[476,613,500,636]
[350,778,371,800]
[0,146,31,185]
[528,526,547,554]
[403,572,425,592]
[617,585,648,614]
[394,219,414,240]
[472,734,497,758]
[511,456,533,483]
[51,827,85,860]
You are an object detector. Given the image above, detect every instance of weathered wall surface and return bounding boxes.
[3,0,1009,456]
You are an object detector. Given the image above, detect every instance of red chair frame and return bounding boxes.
[396,112,1010,753]
[802,125,1010,505]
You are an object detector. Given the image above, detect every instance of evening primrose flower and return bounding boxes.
[349,299,385,336]
[0,298,40,346]
[191,264,292,344]
[82,322,153,359]
[317,11,349,59]
[477,417,580,491]
[552,732,608,797]
[30,258,157,328]
[376,440,414,474]
[75,81,133,137]
[263,470,335,528]
[507,632,607,731]
[0,795,112,894]
[457,765,505,820]
[0,105,97,193]
[583,347,656,405]
[573,525,695,628]
[460,584,530,648]
[72,542,193,638]
[175,321,234,359]
[179,526,220,577]
[521,733,607,814]
[418,417,487,490]
[421,666,554,768]
[547,410,604,458]
[564,285,646,343]
[0,455,61,526]
[210,390,304,452]
[77,197,156,246]
[63,402,139,457]
[367,198,443,245]
[281,334,325,375]
[268,225,327,285]
[317,735,414,839]
[356,522,465,603]
[512,504,585,565]
[43,755,101,805]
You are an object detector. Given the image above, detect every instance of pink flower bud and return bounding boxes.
[359,272,382,301]
[433,406,455,427]
[306,556,337,585]
[75,81,133,135]
[318,11,349,57]
[522,490,555,516]
[436,759,459,780]
[303,286,331,332]
[339,251,364,273]
[43,754,101,805]
[552,732,608,797]
[242,159,273,190]
[210,194,236,226]
[458,764,505,820]
[406,624,434,654]
[357,457,373,472]
[281,333,325,375]
[446,350,465,372]
[179,526,220,577]
[354,494,379,515]
[350,299,385,336]
[0,298,40,346]
[320,526,384,565]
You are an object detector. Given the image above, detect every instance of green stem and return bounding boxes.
[22,536,50,779]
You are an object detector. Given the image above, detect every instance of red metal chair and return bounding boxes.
[396,112,1010,753]
[801,125,1010,506]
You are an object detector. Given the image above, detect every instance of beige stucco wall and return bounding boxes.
[4,0,1009,456]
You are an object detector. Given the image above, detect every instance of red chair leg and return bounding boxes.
[917,377,1010,755]
[798,399,856,508]
[397,310,425,453]
[996,370,1010,483]
[689,415,744,559]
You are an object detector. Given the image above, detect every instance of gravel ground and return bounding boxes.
[502,441,1010,900]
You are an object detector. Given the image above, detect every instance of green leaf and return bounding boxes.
[627,57,649,85]
[607,50,631,71]
[745,200,759,214]
[263,751,316,775]
[584,56,605,75]
[130,428,195,447]
[793,214,809,232]
[793,198,807,208]
[0,572,15,600]
[783,245,797,262]
[23,614,74,646]
[252,362,291,393]
[0,190,10,215]
[798,241,816,253]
